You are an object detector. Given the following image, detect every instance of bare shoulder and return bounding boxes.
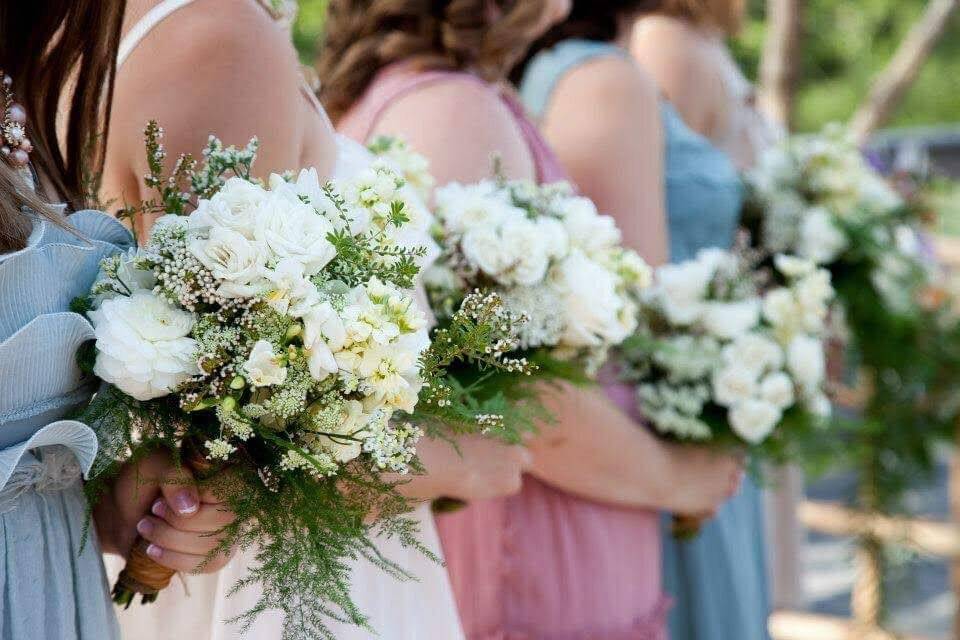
[372,75,535,184]
[550,53,660,121]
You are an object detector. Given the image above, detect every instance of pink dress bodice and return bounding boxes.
[339,65,668,640]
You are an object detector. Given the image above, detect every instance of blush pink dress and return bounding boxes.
[340,66,670,640]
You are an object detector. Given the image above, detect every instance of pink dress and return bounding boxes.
[340,66,670,640]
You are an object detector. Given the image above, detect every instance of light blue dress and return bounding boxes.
[0,208,128,639]
[521,39,770,640]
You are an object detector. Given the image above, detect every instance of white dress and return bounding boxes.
[106,2,464,638]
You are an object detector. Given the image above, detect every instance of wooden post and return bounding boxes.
[758,0,803,128]
[951,422,960,638]
[850,0,960,144]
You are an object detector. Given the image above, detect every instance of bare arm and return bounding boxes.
[630,16,727,141]
[101,0,336,227]
[541,55,669,266]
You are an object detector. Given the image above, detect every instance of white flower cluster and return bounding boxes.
[366,136,436,202]
[747,124,903,266]
[633,250,834,445]
[88,162,430,475]
[431,179,651,369]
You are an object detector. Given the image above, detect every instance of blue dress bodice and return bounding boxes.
[520,39,770,640]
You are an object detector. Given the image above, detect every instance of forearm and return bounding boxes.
[526,384,675,510]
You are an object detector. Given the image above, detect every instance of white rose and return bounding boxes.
[189,225,267,299]
[760,372,795,410]
[303,301,347,381]
[798,207,847,265]
[90,291,199,401]
[712,364,759,408]
[723,332,784,374]
[552,251,630,348]
[729,398,782,444]
[435,181,511,233]
[655,258,715,325]
[253,193,337,276]
[787,334,826,393]
[243,340,288,388]
[701,299,761,339]
[461,218,549,287]
[189,177,267,237]
[558,196,621,257]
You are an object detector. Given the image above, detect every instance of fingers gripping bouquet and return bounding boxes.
[76,123,521,639]
[619,245,834,536]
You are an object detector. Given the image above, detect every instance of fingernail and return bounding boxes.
[136,518,154,536]
[173,491,199,515]
[151,499,166,517]
[146,544,162,560]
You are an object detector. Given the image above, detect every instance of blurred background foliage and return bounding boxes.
[295,0,960,133]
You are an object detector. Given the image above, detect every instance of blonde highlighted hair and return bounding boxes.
[317,0,550,123]
[647,0,746,35]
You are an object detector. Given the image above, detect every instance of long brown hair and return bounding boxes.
[641,0,745,36]
[317,0,549,123]
[0,0,126,251]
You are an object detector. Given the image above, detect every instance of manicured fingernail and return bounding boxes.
[136,518,154,536]
[146,544,162,560]
[151,499,166,517]
[173,491,199,515]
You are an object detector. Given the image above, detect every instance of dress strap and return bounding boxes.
[117,0,197,68]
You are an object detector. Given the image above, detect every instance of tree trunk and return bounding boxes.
[758,0,803,130]
[850,0,960,144]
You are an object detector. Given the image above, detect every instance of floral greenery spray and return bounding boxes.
[74,122,535,639]
[618,239,834,538]
[367,137,655,512]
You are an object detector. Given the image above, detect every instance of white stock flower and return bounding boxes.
[558,196,621,257]
[723,332,784,374]
[303,301,347,381]
[774,254,816,279]
[262,259,320,317]
[798,207,847,265]
[435,181,511,233]
[787,334,826,393]
[729,398,782,444]
[188,225,267,298]
[90,291,199,401]
[655,258,716,325]
[760,372,795,410]
[461,217,550,287]
[243,340,288,387]
[712,364,759,408]
[552,250,631,348]
[762,287,798,330]
[701,299,761,339]
[807,393,833,418]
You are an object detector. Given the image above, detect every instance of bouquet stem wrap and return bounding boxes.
[113,442,217,608]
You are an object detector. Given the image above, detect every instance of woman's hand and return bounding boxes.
[391,435,532,502]
[95,451,236,574]
[661,443,744,518]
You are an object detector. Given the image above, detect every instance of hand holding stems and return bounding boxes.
[388,435,532,502]
[95,450,236,575]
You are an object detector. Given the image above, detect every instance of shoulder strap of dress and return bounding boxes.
[344,68,490,143]
[117,0,197,68]
[519,39,626,119]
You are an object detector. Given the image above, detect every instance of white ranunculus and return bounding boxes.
[90,291,199,401]
[797,207,847,265]
[655,258,716,325]
[303,301,347,380]
[760,372,795,410]
[189,225,267,298]
[461,217,549,287]
[712,364,760,408]
[253,193,337,276]
[723,332,784,374]
[243,340,288,387]
[787,334,826,393]
[189,177,267,237]
[558,196,621,257]
[701,299,761,340]
[729,398,782,444]
[552,250,629,347]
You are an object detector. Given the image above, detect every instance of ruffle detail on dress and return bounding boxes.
[470,597,672,640]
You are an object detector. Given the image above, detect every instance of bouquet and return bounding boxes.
[744,124,960,511]
[77,123,532,639]
[620,246,834,536]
